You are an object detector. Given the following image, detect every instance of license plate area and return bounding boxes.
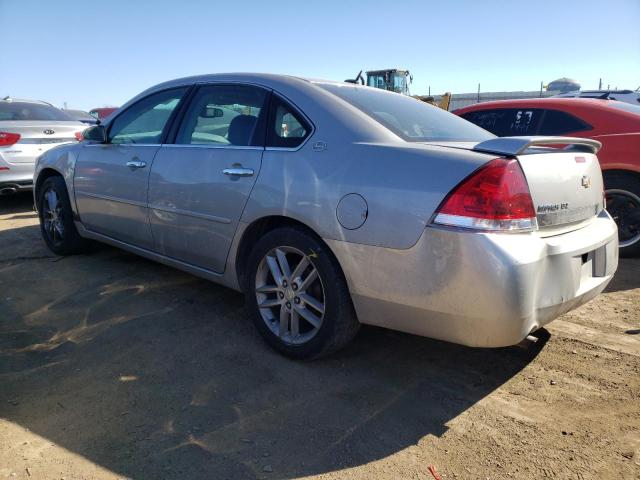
[580,244,610,278]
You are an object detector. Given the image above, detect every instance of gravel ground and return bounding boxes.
[0,192,638,480]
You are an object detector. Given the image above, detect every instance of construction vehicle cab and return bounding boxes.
[346,69,412,95]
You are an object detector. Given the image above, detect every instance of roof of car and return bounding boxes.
[1,96,54,106]
[454,97,615,113]
[149,73,313,89]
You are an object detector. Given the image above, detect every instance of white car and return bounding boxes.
[555,89,640,105]
[0,97,84,195]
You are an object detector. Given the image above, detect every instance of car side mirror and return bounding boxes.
[82,124,106,143]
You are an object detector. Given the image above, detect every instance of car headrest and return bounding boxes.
[228,114,257,146]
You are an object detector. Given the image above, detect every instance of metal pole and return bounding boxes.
[540,81,543,97]
[599,78,602,89]
[477,83,480,103]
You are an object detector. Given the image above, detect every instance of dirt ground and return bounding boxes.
[0,192,638,480]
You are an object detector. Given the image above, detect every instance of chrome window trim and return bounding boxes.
[83,143,162,147]
[160,144,263,151]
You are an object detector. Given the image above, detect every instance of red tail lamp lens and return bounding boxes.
[0,132,21,147]
[434,158,537,231]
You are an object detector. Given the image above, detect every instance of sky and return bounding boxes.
[1,0,639,111]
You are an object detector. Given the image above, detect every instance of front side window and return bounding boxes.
[266,96,311,148]
[392,73,407,94]
[109,87,188,145]
[318,83,493,142]
[366,75,386,90]
[176,84,267,146]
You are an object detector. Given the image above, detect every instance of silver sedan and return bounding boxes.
[0,97,84,194]
[33,74,618,358]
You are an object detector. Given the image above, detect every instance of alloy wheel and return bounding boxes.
[606,189,640,248]
[255,246,325,345]
[43,188,65,243]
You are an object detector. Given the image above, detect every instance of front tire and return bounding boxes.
[38,176,89,256]
[604,173,640,257]
[245,227,359,359]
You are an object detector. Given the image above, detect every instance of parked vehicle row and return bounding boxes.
[33,74,618,358]
[455,98,640,256]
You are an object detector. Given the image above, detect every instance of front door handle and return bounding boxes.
[223,167,254,177]
[126,160,147,169]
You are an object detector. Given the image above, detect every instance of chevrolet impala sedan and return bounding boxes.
[34,74,618,358]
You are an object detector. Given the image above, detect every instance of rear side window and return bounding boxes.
[266,96,311,148]
[538,110,591,135]
[461,109,541,136]
[176,84,268,146]
[0,101,72,121]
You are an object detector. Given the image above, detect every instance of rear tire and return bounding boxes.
[604,173,640,258]
[245,227,359,359]
[38,176,89,256]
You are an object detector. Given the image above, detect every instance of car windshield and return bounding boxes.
[316,83,494,142]
[0,101,73,121]
[608,101,640,116]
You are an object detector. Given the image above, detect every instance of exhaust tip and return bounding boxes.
[0,187,17,195]
[516,333,541,349]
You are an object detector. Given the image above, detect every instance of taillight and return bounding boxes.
[433,158,537,232]
[0,132,21,147]
[74,131,84,141]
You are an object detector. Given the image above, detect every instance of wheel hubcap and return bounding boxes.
[43,188,64,243]
[255,246,325,345]
[606,189,640,248]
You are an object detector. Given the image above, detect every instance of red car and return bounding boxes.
[89,107,118,121]
[455,98,640,256]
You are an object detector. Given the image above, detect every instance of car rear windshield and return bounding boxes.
[0,101,73,121]
[316,83,494,142]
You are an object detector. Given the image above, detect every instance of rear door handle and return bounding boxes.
[223,167,254,177]
[126,160,147,169]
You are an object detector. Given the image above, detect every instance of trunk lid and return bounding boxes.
[517,151,604,234]
[0,120,84,164]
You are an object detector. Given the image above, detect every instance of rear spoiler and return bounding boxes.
[473,136,602,156]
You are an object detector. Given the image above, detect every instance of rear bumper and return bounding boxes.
[0,150,36,191]
[326,211,618,347]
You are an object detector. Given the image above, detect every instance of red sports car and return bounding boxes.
[455,98,640,256]
[89,107,118,121]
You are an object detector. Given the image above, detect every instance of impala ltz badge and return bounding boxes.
[581,175,591,188]
[537,203,569,213]
[43,129,55,135]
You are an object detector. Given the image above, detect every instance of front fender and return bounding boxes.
[33,144,82,214]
